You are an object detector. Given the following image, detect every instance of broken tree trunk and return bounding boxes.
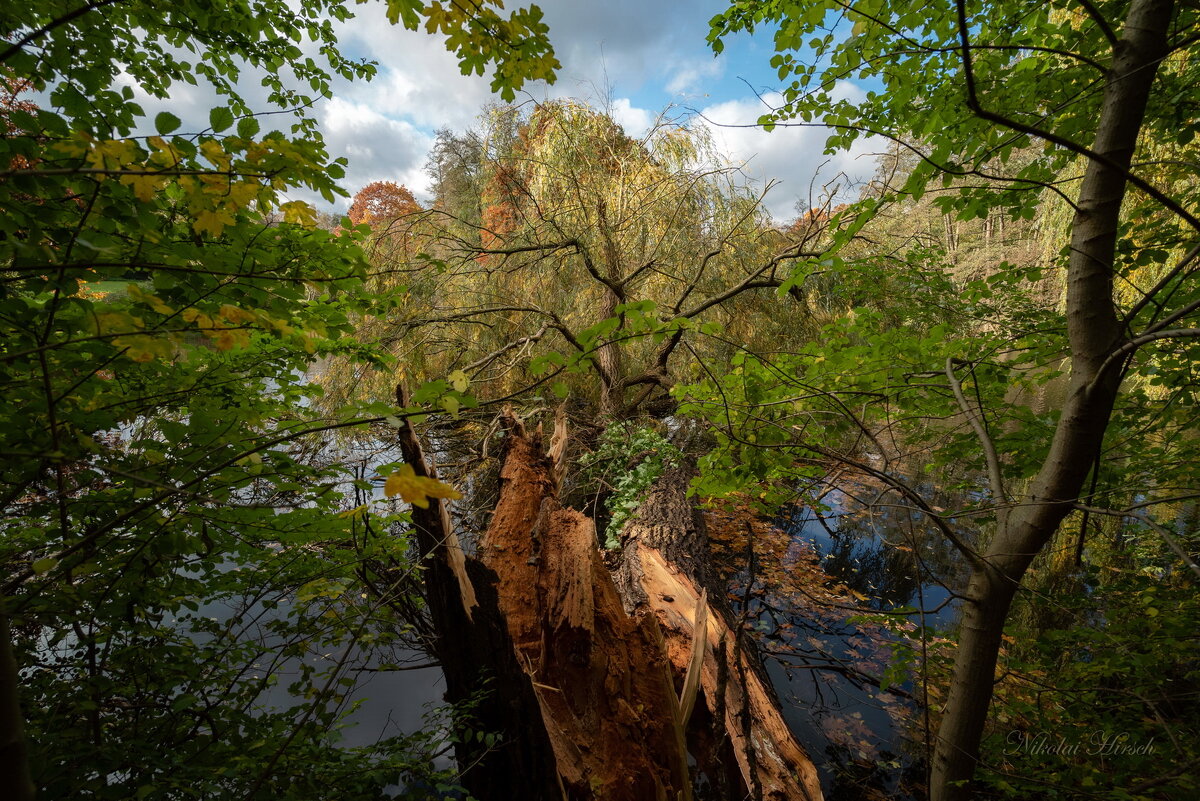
[481,414,692,800]
[394,396,561,800]
[397,407,822,800]
[616,467,824,801]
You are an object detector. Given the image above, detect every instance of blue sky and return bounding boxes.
[308,0,880,221]
[102,1,878,221]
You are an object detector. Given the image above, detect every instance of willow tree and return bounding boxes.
[343,100,831,420]
[702,0,1200,798]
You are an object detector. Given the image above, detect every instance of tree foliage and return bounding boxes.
[699,1,1200,798]
[0,1,555,799]
[348,181,422,226]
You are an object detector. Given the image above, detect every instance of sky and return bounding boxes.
[110,0,880,222]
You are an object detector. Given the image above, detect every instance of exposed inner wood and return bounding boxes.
[635,543,823,801]
[404,409,822,800]
[481,415,691,800]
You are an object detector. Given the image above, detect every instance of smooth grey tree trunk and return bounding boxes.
[930,1,1176,798]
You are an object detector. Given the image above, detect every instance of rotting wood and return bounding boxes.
[393,392,560,800]
[397,406,821,799]
[636,543,823,801]
[678,588,707,728]
[481,412,693,800]
[616,466,823,801]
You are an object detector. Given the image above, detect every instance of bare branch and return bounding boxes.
[945,358,1007,504]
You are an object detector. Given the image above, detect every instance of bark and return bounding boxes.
[930,2,1175,798]
[614,467,824,801]
[633,544,823,801]
[399,407,822,799]
[612,465,709,614]
[597,290,625,417]
[481,415,692,800]
[394,399,560,799]
[1,610,34,801]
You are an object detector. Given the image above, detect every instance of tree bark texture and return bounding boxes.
[395,401,561,800]
[615,467,824,801]
[930,2,1175,798]
[404,411,823,799]
[480,416,693,800]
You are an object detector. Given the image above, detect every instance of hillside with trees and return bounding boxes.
[2,1,1198,801]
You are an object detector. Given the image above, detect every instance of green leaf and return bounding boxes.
[154,111,182,135]
[32,557,58,575]
[209,107,234,133]
[236,116,261,139]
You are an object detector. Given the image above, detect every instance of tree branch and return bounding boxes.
[954,0,1200,233]
[0,0,126,65]
[1092,327,1200,385]
[1074,503,1200,580]
[945,358,1007,505]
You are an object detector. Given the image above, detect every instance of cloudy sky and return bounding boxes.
[297,0,882,222]
[105,1,877,222]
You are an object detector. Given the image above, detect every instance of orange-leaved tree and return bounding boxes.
[347,180,422,226]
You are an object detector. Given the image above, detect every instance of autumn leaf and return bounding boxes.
[448,369,469,393]
[382,463,462,508]
[121,173,164,202]
[280,200,317,227]
[193,208,236,238]
[199,139,231,170]
[347,180,421,226]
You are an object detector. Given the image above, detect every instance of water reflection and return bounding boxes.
[717,480,973,800]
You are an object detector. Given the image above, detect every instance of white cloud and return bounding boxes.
[534,0,724,95]
[665,58,724,97]
[331,18,502,133]
[317,98,434,207]
[609,98,653,138]
[697,89,877,222]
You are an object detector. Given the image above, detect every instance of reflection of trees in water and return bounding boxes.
[798,484,972,618]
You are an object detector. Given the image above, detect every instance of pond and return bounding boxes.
[718,479,973,800]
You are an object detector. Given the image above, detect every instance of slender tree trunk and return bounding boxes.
[930,2,1175,798]
[1,609,34,801]
[597,290,624,416]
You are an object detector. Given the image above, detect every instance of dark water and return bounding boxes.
[733,483,970,799]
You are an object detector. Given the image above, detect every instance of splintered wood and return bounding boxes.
[482,420,690,800]
[477,413,823,800]
[636,544,823,801]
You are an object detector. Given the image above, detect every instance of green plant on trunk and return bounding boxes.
[577,422,682,549]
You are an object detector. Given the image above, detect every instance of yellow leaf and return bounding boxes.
[127,284,174,314]
[227,181,260,209]
[193,208,235,238]
[448,369,469,393]
[95,311,136,335]
[280,200,317,228]
[338,505,369,519]
[199,139,231,171]
[86,138,138,171]
[121,173,164,202]
[113,334,172,363]
[219,304,256,324]
[382,464,462,508]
